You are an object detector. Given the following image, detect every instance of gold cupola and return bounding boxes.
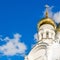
[37,6,56,30]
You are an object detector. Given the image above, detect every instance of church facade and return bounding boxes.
[24,6,60,60]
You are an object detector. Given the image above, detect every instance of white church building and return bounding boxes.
[24,6,60,60]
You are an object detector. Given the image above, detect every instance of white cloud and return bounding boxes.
[53,11,60,23]
[0,33,27,56]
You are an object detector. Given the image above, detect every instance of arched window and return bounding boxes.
[41,33,43,39]
[46,32,49,38]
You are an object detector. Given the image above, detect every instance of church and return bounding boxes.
[24,5,60,60]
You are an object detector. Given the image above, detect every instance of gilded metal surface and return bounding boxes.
[46,11,48,18]
[56,28,60,32]
[37,18,56,30]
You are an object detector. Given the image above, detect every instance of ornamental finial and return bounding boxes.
[45,5,49,18]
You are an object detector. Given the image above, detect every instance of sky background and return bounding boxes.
[0,0,60,60]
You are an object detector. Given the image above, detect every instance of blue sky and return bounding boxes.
[0,0,60,60]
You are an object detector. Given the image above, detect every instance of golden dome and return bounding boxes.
[37,17,56,30]
[37,6,56,30]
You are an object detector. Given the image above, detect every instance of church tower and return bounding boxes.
[37,5,56,45]
[24,5,60,60]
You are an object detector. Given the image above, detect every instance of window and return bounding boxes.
[46,32,49,38]
[41,33,43,39]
